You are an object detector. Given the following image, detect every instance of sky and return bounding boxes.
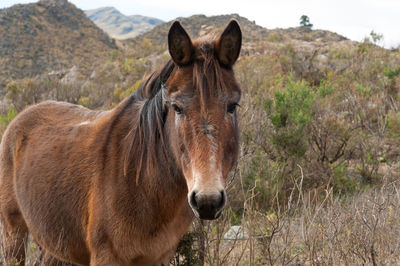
[1,0,399,48]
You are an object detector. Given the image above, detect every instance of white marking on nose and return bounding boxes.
[191,142,223,194]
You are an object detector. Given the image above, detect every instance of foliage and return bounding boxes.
[174,231,201,265]
[109,50,120,61]
[386,110,400,138]
[383,65,400,81]
[300,15,313,28]
[265,76,314,158]
[317,80,334,97]
[113,80,141,102]
[332,162,356,194]
[5,79,45,111]
[266,32,283,43]
[0,107,18,135]
[370,30,383,44]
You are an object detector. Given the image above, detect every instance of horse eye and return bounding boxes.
[172,104,183,114]
[227,103,239,114]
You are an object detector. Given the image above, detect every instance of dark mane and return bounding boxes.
[135,59,175,100]
[123,60,175,182]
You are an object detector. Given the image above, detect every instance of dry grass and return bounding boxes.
[187,179,400,265]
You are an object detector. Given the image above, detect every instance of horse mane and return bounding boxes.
[123,37,230,184]
[123,60,174,183]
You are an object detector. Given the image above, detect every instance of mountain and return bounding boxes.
[121,13,347,52]
[122,14,268,47]
[118,13,353,89]
[0,0,118,90]
[85,7,163,39]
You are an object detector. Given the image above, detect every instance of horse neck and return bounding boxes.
[110,94,188,209]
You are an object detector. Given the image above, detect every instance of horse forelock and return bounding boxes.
[193,38,229,113]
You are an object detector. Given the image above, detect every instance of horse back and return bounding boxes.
[0,100,104,181]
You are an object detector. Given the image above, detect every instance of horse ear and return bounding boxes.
[168,21,193,66]
[216,20,242,67]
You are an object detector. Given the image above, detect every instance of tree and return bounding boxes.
[300,15,313,28]
[370,30,383,44]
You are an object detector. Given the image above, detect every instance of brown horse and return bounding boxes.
[0,20,241,265]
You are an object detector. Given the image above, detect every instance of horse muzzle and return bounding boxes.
[189,190,226,220]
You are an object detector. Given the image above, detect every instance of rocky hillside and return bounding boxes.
[122,14,347,50]
[120,13,352,86]
[0,2,350,93]
[122,14,268,48]
[0,0,118,91]
[85,7,163,39]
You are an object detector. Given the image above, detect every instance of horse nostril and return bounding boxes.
[217,190,226,210]
[189,191,198,209]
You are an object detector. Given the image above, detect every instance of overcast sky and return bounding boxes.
[1,0,399,48]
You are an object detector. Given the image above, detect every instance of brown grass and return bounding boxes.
[181,179,400,265]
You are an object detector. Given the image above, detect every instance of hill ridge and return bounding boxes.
[0,0,118,90]
[85,7,163,39]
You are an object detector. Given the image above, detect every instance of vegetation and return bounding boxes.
[300,15,313,28]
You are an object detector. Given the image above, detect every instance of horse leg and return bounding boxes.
[0,208,28,265]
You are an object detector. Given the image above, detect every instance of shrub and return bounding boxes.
[0,107,18,134]
[5,79,47,111]
[386,110,400,138]
[174,231,201,265]
[383,65,400,85]
[264,76,314,158]
[317,80,334,97]
[266,32,282,43]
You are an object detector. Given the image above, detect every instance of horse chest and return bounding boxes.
[108,200,194,265]
[134,209,193,264]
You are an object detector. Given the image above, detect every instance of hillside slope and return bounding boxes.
[85,7,163,39]
[0,0,118,90]
[120,13,351,86]
[122,14,347,49]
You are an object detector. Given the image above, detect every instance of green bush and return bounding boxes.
[78,96,92,107]
[264,76,314,158]
[109,50,120,61]
[0,107,18,134]
[386,110,400,138]
[383,65,400,81]
[174,231,201,265]
[0,107,17,126]
[332,162,356,194]
[318,80,334,97]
